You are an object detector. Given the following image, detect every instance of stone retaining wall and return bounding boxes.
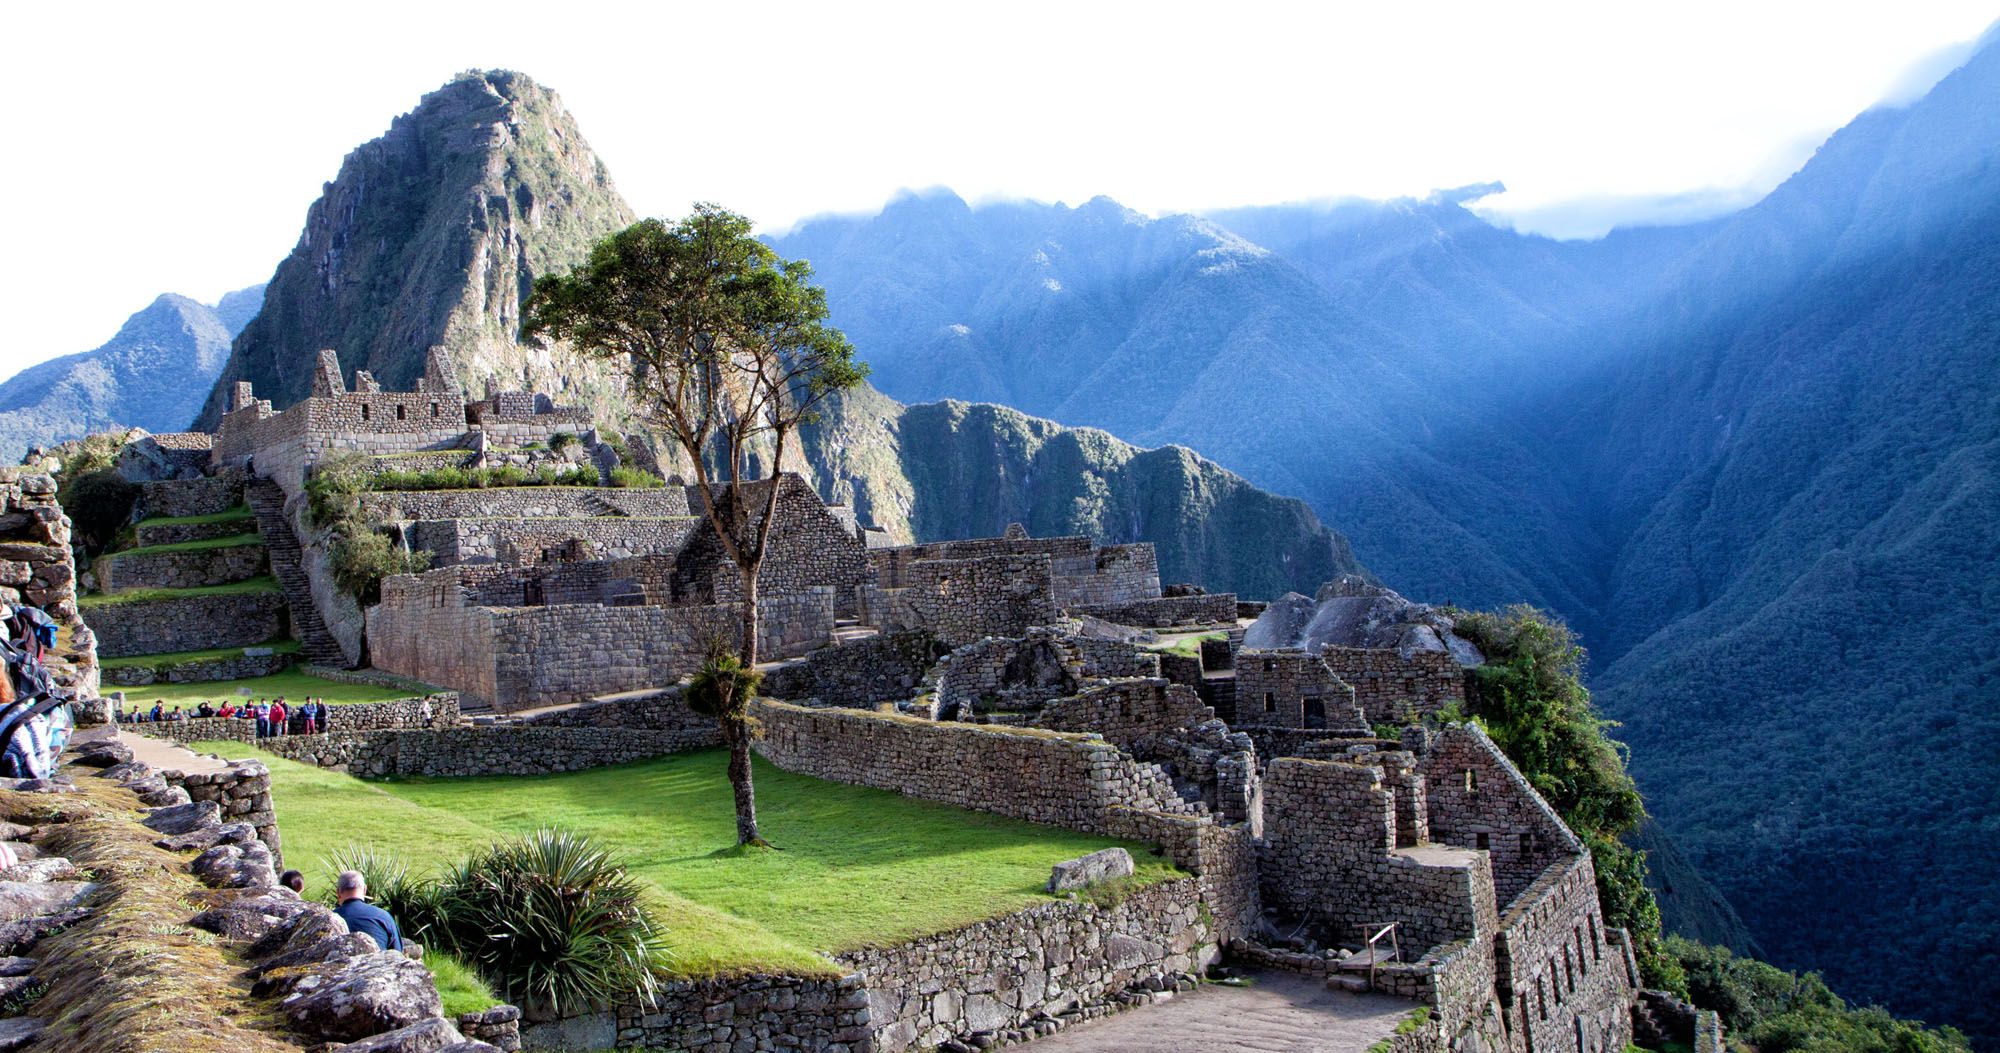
[137,470,245,519]
[860,553,1056,647]
[838,878,1217,1052]
[409,516,698,566]
[526,974,869,1053]
[162,758,282,865]
[86,588,287,658]
[135,512,255,547]
[1034,680,1215,755]
[513,687,718,737]
[751,699,1188,834]
[1071,593,1238,628]
[258,725,715,778]
[103,648,294,686]
[1049,543,1161,608]
[129,694,455,743]
[93,539,267,591]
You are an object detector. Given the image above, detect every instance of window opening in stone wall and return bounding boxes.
[431,402,440,417]
[1538,979,1548,1020]
[1588,915,1601,960]
[1563,947,1576,994]
[396,404,407,420]
[1303,696,1325,729]
[1466,769,1478,794]
[1522,831,1537,856]
[1476,831,1489,850]
[1263,692,1276,714]
[1550,957,1562,1001]
[1262,658,1275,672]
[361,403,371,421]
[1575,927,1588,975]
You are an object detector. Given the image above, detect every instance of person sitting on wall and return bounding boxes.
[279,869,305,896]
[333,870,404,952]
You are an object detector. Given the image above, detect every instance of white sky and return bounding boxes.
[2,1,1993,382]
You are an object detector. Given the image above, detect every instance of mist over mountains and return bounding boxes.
[769,40,2000,1040]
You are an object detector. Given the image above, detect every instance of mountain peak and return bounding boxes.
[193,72,635,429]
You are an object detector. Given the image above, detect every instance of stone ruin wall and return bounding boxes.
[838,878,1217,1052]
[1234,649,1370,734]
[1069,592,1239,628]
[860,553,1057,647]
[1420,725,1582,906]
[0,467,97,698]
[360,486,693,523]
[409,516,698,567]
[92,540,267,592]
[759,630,946,708]
[1321,646,1469,724]
[1033,679,1216,756]
[1259,757,1497,956]
[368,568,831,710]
[1048,543,1160,608]
[1493,850,1635,1053]
[707,476,872,614]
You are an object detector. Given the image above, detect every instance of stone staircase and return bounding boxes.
[245,479,349,667]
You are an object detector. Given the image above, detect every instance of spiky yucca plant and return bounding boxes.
[426,829,667,1017]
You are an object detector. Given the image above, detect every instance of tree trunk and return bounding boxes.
[722,715,761,845]
[739,561,761,668]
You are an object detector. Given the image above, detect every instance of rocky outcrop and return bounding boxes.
[1245,575,1482,665]
[193,70,635,431]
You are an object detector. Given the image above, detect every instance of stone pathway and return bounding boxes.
[1021,971,1413,1053]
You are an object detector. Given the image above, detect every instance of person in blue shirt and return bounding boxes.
[332,869,404,952]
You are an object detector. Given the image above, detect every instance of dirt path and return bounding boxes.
[72,725,231,774]
[1024,971,1413,1053]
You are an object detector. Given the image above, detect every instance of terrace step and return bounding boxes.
[245,479,349,667]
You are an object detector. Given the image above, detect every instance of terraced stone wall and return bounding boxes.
[137,469,245,519]
[839,878,1216,1052]
[258,724,717,777]
[86,589,287,658]
[1071,593,1238,628]
[92,539,267,592]
[409,516,697,566]
[760,631,945,708]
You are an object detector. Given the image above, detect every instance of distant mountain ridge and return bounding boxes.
[766,36,2000,1042]
[0,285,262,460]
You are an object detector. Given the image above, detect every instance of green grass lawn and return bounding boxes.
[124,670,417,707]
[194,744,1180,977]
[79,576,283,608]
[1147,631,1225,659]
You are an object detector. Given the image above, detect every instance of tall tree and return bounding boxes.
[522,205,866,845]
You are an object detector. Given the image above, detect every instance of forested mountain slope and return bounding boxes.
[768,35,2000,1041]
[0,286,261,460]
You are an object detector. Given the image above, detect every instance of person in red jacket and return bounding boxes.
[268,698,288,738]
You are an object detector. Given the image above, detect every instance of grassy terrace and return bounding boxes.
[131,505,256,528]
[129,669,418,707]
[78,575,282,608]
[197,745,1180,977]
[97,532,265,558]
[99,639,302,669]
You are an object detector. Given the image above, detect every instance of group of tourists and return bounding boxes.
[116,696,335,737]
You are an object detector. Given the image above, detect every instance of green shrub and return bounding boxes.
[426,829,668,1017]
[305,453,374,529]
[62,469,140,552]
[549,431,579,453]
[329,531,433,605]
[1667,937,1971,1051]
[609,466,666,489]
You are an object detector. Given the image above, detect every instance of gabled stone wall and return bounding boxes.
[1234,649,1369,733]
[1493,852,1634,1053]
[1420,725,1581,907]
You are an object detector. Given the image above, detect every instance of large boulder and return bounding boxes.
[329,1017,468,1053]
[192,892,312,942]
[190,841,277,889]
[0,858,83,884]
[270,951,444,1042]
[0,1017,43,1052]
[66,738,132,768]
[0,881,93,924]
[0,908,86,955]
[156,820,256,854]
[249,902,348,961]
[1244,575,1483,665]
[1047,848,1135,893]
[141,799,221,835]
